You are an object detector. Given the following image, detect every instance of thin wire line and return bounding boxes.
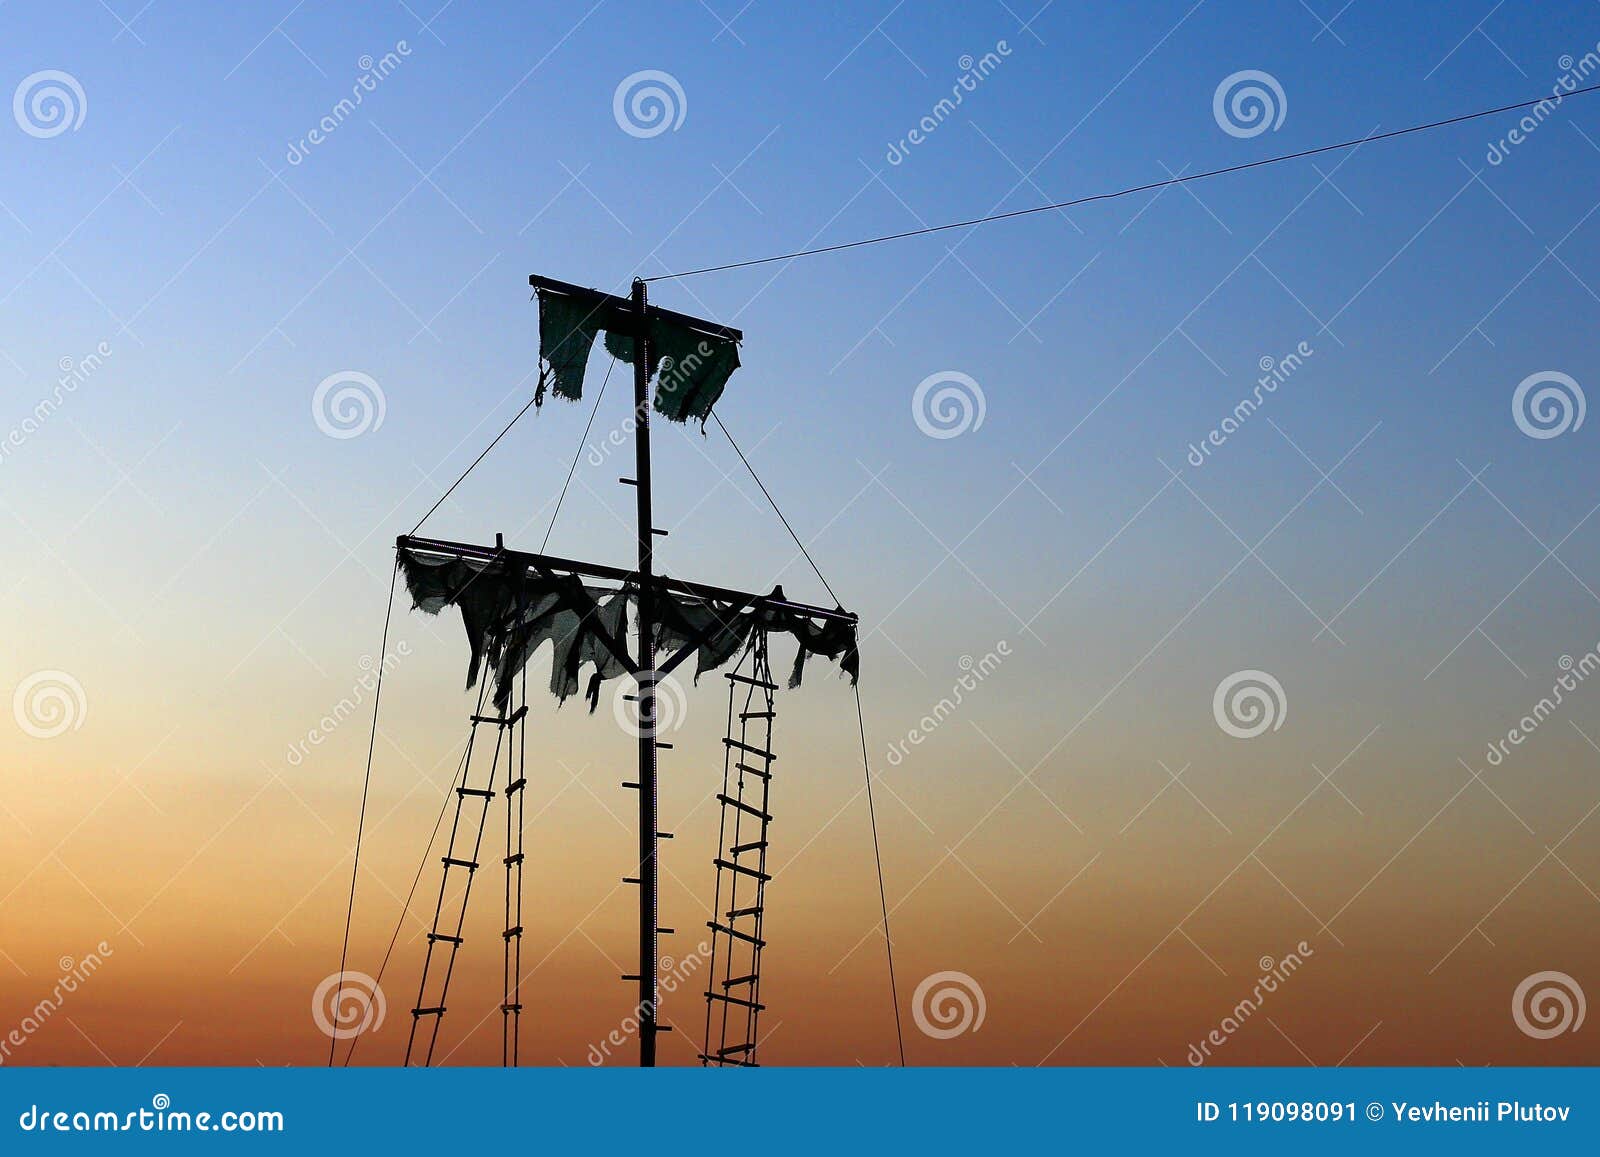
[703,414,889,1060]
[855,683,906,1066]
[541,356,617,552]
[409,375,548,536]
[329,558,399,1066]
[712,412,843,606]
[646,81,1600,282]
[341,698,481,1066]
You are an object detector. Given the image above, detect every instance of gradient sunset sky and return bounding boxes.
[3,0,1599,1066]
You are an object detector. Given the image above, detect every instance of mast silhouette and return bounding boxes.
[395,272,855,1065]
[629,276,662,1065]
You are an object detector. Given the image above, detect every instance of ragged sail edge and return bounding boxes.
[397,545,857,710]
[534,286,740,426]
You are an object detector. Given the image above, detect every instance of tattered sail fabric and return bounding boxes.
[534,287,740,425]
[398,546,857,709]
[535,288,603,404]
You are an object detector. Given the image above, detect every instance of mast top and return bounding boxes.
[528,273,743,344]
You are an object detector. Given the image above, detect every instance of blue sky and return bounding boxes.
[4,1,1600,1065]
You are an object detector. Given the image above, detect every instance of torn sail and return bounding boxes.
[534,287,740,425]
[398,545,857,709]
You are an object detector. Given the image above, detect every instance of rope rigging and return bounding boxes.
[328,558,399,1067]
[339,290,902,1064]
[341,691,481,1066]
[644,80,1600,282]
[710,416,902,1068]
[542,356,617,552]
[855,683,906,1066]
[410,376,547,537]
[702,636,779,1065]
[713,413,842,608]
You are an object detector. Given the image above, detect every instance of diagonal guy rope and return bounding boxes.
[329,558,399,1066]
[645,81,1600,282]
[715,413,905,1064]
